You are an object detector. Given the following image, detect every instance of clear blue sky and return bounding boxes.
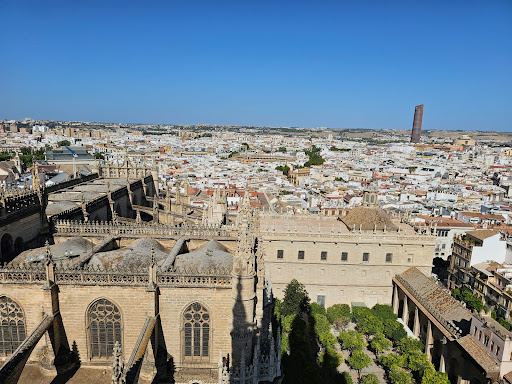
[0,0,510,131]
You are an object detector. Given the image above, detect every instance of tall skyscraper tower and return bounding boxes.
[410,104,424,143]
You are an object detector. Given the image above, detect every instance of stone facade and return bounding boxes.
[260,213,435,308]
[0,182,280,384]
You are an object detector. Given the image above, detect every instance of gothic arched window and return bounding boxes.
[87,298,122,359]
[0,296,26,355]
[183,302,210,361]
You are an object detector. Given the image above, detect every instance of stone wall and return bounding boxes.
[0,282,233,373]
[0,212,43,262]
[262,233,435,308]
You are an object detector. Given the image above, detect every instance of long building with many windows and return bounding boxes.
[260,189,436,308]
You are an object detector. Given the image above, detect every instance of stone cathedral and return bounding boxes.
[0,162,281,384]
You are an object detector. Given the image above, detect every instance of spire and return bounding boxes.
[150,244,155,266]
[45,240,53,266]
[111,341,125,384]
[242,187,251,211]
[148,244,157,291]
[44,240,55,288]
[32,161,40,190]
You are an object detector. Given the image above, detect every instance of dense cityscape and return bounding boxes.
[0,111,512,384]
[1,0,510,383]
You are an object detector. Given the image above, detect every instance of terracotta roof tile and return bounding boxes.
[458,335,500,374]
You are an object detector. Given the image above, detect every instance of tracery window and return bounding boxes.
[183,302,210,361]
[87,298,122,359]
[0,296,25,356]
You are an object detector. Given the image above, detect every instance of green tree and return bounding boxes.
[280,332,289,354]
[389,365,414,384]
[357,314,384,340]
[94,153,105,159]
[326,304,351,324]
[498,317,511,330]
[338,330,366,352]
[352,306,372,323]
[273,298,281,319]
[371,304,397,322]
[281,314,296,333]
[396,337,424,356]
[278,146,287,152]
[341,371,353,384]
[319,331,337,348]
[313,313,331,336]
[310,302,326,316]
[228,151,239,158]
[383,319,407,342]
[319,345,342,370]
[370,332,392,356]
[360,373,380,384]
[275,165,290,176]
[407,351,433,376]
[378,353,407,370]
[346,350,372,379]
[421,369,450,384]
[57,140,71,147]
[281,279,310,316]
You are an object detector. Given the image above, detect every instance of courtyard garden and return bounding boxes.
[276,279,450,384]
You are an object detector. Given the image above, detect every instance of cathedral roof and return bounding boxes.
[174,240,232,271]
[89,238,168,270]
[11,237,94,266]
[341,206,398,231]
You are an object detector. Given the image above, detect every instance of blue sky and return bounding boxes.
[0,0,510,130]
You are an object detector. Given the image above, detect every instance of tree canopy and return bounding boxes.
[346,350,372,378]
[421,369,450,384]
[370,332,392,356]
[326,304,351,323]
[319,346,342,370]
[360,373,380,384]
[339,330,366,352]
[281,279,310,316]
[310,302,326,317]
[389,365,414,384]
[383,319,407,342]
[396,337,424,356]
[357,314,384,339]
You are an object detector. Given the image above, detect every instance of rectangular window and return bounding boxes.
[321,251,327,261]
[363,252,369,262]
[407,257,412,263]
[496,346,500,356]
[386,253,393,263]
[277,250,283,259]
[341,252,348,261]
[317,295,326,308]
[298,250,305,260]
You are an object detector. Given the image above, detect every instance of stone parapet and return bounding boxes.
[53,220,238,240]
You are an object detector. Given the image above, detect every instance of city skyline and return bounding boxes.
[1,0,511,131]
